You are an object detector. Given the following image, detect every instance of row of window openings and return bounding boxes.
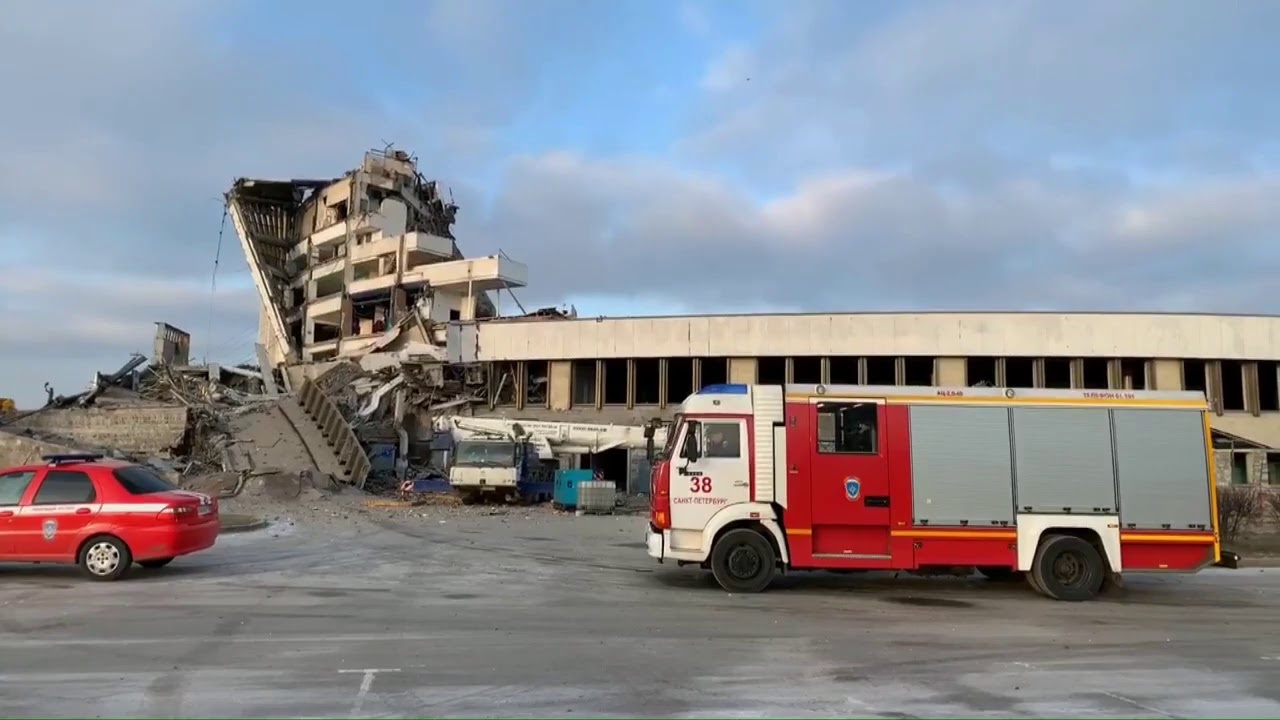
[495,357,1280,412]
[1185,359,1280,413]
[542,357,1132,408]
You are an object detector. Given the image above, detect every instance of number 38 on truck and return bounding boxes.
[646,383,1226,601]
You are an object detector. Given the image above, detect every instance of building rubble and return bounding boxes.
[1,147,654,514]
[2,304,647,511]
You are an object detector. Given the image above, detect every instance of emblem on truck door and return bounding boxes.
[844,477,861,501]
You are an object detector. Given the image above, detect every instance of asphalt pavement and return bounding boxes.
[2,510,1279,718]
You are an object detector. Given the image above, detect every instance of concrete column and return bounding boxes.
[549,360,572,411]
[658,359,669,409]
[339,298,353,339]
[935,357,966,386]
[1150,359,1183,390]
[728,358,757,384]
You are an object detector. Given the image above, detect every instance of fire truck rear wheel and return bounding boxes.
[710,528,776,594]
[1032,534,1105,601]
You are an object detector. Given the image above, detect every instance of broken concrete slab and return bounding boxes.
[2,405,189,456]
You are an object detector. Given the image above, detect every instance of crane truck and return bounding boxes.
[437,417,668,504]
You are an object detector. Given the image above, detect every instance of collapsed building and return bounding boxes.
[222,147,656,491]
[228,148,528,367]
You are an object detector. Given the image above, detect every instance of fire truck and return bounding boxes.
[646,383,1222,601]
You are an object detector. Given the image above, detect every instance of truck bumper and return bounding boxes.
[646,525,664,561]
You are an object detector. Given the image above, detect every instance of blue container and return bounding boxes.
[553,469,592,509]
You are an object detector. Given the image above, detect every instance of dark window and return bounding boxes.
[634,359,660,405]
[791,356,822,384]
[816,402,878,454]
[449,309,461,321]
[666,358,694,405]
[1119,358,1148,390]
[702,422,742,458]
[32,470,97,504]
[602,359,628,405]
[902,357,934,386]
[0,471,36,505]
[967,357,997,386]
[1006,357,1035,387]
[1221,360,1245,411]
[1081,358,1110,389]
[1044,358,1072,388]
[1183,359,1207,393]
[572,360,597,406]
[829,356,860,384]
[866,357,895,385]
[699,357,728,387]
[1259,361,1279,413]
[523,360,549,407]
[758,357,786,384]
[113,466,178,495]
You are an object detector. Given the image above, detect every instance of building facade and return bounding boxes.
[463,311,1280,486]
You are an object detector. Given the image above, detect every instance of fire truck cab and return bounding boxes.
[647,383,1221,601]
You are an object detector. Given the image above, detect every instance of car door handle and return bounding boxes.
[0,510,13,517]
[733,481,748,487]
[75,508,91,515]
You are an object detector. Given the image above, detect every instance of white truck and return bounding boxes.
[437,416,668,503]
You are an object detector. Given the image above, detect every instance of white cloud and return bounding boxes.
[463,151,1280,316]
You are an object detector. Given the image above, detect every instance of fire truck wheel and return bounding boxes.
[710,528,776,594]
[1032,534,1105,601]
[1025,568,1047,596]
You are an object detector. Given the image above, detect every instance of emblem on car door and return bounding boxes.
[42,519,58,540]
[844,477,861,501]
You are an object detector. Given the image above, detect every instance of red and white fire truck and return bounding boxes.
[646,383,1222,601]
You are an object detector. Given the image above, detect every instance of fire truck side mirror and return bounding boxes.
[681,421,702,463]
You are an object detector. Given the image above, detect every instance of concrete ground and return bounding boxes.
[2,508,1279,718]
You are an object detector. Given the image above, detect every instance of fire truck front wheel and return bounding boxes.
[1031,534,1106,601]
[710,528,777,594]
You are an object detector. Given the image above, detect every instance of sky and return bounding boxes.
[2,0,1279,407]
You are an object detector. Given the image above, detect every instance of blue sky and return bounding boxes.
[3,0,1280,406]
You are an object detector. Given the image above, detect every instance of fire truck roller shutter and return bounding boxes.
[1112,409,1214,531]
[908,405,1015,527]
[1012,407,1118,515]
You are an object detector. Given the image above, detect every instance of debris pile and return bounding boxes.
[136,363,275,478]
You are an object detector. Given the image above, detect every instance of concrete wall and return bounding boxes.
[1212,413,1280,451]
[5,406,190,455]
[936,357,966,386]
[728,358,756,384]
[0,430,81,469]
[473,312,1280,361]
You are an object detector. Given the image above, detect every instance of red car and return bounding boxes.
[0,453,218,580]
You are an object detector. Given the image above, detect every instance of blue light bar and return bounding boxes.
[699,384,749,395]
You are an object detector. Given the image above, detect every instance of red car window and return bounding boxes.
[113,466,178,495]
[0,470,37,505]
[31,470,97,504]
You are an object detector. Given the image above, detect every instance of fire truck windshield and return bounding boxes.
[454,441,518,468]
